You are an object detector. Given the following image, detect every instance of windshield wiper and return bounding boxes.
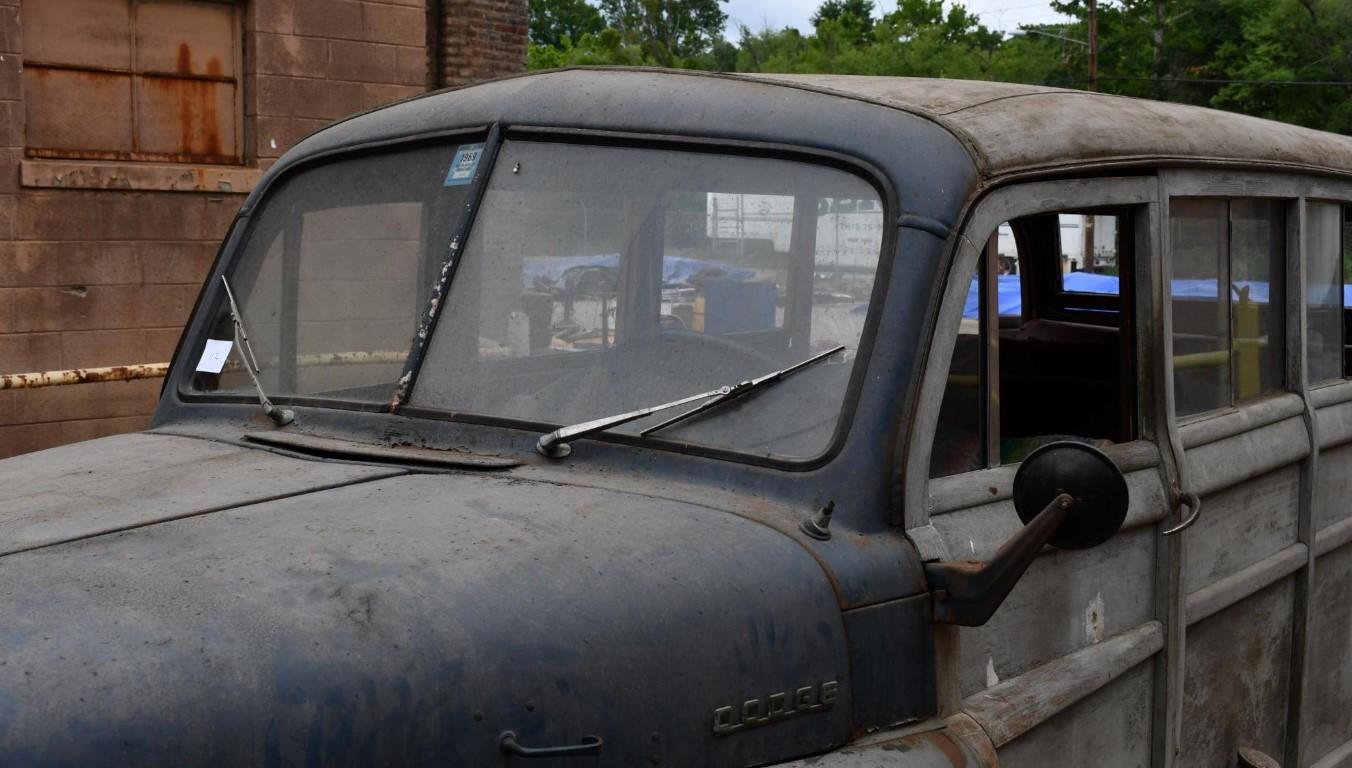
[535,344,844,458]
[221,275,294,426]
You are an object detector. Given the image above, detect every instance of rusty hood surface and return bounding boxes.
[0,436,855,766]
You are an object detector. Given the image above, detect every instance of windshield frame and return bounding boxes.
[176,124,899,471]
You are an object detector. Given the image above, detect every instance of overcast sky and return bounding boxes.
[722,0,1071,38]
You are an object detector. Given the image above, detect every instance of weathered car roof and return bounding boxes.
[736,72,1352,178]
[294,68,1352,186]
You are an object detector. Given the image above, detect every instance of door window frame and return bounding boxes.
[903,176,1160,532]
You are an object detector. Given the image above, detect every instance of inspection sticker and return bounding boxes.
[444,143,486,186]
[196,339,233,374]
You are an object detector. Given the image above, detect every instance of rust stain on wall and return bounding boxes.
[162,44,223,158]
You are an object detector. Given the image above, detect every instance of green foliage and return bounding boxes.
[525,0,1352,135]
[530,0,605,48]
[597,0,730,66]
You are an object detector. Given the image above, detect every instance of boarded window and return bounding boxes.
[23,0,242,164]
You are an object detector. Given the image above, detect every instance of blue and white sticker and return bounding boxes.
[444,143,486,186]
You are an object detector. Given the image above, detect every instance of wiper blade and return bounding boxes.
[535,344,844,458]
[639,344,844,437]
[221,275,294,426]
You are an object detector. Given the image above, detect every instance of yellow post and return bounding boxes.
[1234,286,1260,399]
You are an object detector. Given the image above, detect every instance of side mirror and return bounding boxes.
[924,441,1129,626]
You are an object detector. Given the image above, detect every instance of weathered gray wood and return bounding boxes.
[1310,739,1352,768]
[1150,181,1187,768]
[927,441,1160,516]
[1182,464,1300,594]
[931,466,1166,557]
[961,620,1163,749]
[1310,379,1352,410]
[1314,443,1352,531]
[1181,577,1295,768]
[1285,196,1317,768]
[1183,416,1309,497]
[996,661,1155,768]
[1303,545,1352,766]
[1160,170,1352,203]
[1316,515,1352,559]
[1316,397,1352,450]
[1185,542,1307,625]
[953,526,1157,697]
[1179,393,1305,449]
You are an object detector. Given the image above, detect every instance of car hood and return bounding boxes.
[0,433,404,556]
[0,434,849,766]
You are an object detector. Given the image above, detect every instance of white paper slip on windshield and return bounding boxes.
[196,339,233,373]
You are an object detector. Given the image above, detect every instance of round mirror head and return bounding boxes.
[1012,441,1129,550]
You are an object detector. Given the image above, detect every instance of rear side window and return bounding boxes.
[1170,198,1286,418]
[1306,202,1344,384]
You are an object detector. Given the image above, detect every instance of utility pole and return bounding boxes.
[1088,0,1099,93]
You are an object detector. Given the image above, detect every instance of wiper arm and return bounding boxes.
[535,344,844,459]
[639,344,844,437]
[537,385,731,458]
[220,275,294,426]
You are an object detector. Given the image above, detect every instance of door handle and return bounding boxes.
[1162,490,1201,536]
[499,731,603,758]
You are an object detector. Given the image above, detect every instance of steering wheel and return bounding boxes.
[653,328,784,379]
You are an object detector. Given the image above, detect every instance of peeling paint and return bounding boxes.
[0,363,169,391]
[985,657,999,688]
[1084,592,1105,645]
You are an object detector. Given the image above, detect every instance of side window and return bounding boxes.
[930,209,1138,478]
[1306,202,1343,384]
[1170,198,1287,418]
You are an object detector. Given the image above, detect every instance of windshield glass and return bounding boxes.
[410,140,885,458]
[191,136,886,459]
[189,140,482,403]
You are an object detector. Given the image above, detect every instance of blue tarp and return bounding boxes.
[961,274,1352,319]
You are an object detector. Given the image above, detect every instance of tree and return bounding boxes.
[597,0,729,66]
[1209,0,1352,133]
[523,0,1352,135]
[811,0,875,47]
[530,0,606,48]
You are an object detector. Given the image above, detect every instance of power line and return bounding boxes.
[1086,74,1352,87]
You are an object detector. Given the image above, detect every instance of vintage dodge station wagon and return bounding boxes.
[4,68,1352,768]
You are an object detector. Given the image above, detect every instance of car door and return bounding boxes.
[1161,170,1352,768]
[903,176,1180,767]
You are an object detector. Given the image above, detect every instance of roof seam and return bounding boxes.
[936,89,1111,116]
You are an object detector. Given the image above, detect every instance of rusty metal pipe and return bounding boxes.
[1,350,409,392]
[0,363,170,391]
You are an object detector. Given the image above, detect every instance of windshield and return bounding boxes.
[192,136,886,459]
[410,140,885,457]
[189,139,481,403]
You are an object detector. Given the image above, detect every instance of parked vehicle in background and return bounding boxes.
[1,68,1350,767]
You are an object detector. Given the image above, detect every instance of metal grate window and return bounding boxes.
[22,0,242,165]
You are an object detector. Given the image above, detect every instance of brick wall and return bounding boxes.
[439,0,528,87]
[0,0,526,459]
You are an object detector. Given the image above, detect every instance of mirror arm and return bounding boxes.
[924,492,1075,626]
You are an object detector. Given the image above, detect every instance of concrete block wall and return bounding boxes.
[0,0,526,459]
